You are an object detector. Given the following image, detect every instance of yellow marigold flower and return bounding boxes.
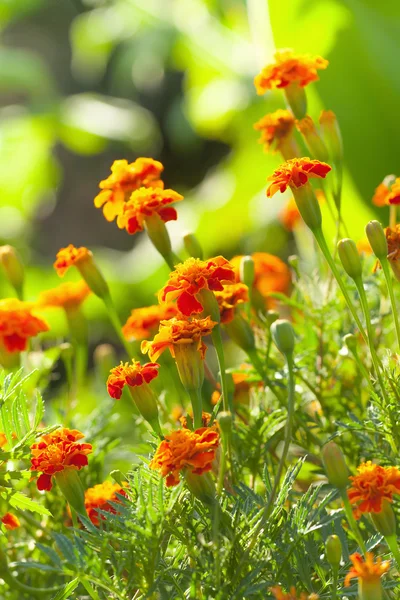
[254,49,328,94]
[159,257,235,316]
[149,426,219,487]
[231,252,290,309]
[141,316,216,362]
[345,552,390,587]
[54,245,92,277]
[116,187,183,235]
[122,302,178,341]
[0,299,49,353]
[107,360,160,399]
[266,157,331,197]
[271,586,318,600]
[214,283,249,324]
[253,109,296,153]
[1,513,20,530]
[94,158,164,222]
[84,481,128,526]
[372,177,400,207]
[38,281,91,311]
[347,461,400,515]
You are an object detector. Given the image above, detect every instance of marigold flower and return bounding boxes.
[345,552,390,587]
[54,245,92,277]
[1,513,20,530]
[231,253,290,309]
[149,426,219,487]
[38,281,91,311]
[270,586,318,600]
[30,428,92,492]
[266,157,331,197]
[94,158,164,222]
[253,109,296,153]
[372,177,400,206]
[84,481,128,526]
[347,461,400,515]
[159,257,235,316]
[122,303,178,341]
[214,283,249,324]
[107,360,160,400]
[254,49,328,94]
[116,187,183,235]
[0,299,49,352]
[141,316,216,362]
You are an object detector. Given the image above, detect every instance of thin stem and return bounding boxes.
[103,294,133,357]
[188,387,203,429]
[331,566,338,600]
[385,534,400,568]
[313,228,368,344]
[381,258,400,352]
[340,491,367,554]
[211,325,231,414]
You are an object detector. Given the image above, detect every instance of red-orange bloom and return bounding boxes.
[254,109,296,153]
[372,178,400,207]
[116,187,183,235]
[214,283,249,323]
[94,158,164,222]
[266,158,331,198]
[149,426,219,487]
[141,316,216,362]
[84,481,128,526]
[122,303,178,341]
[254,49,328,94]
[107,360,160,399]
[231,253,291,308]
[30,428,92,492]
[159,257,235,316]
[1,513,20,530]
[0,299,49,352]
[38,281,91,311]
[54,245,92,277]
[347,461,400,515]
[271,587,318,600]
[344,552,390,587]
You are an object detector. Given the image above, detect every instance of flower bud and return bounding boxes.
[284,83,307,120]
[322,441,349,490]
[183,233,203,260]
[217,411,232,440]
[319,110,343,164]
[365,221,388,260]
[326,535,342,568]
[224,313,255,353]
[240,256,255,290]
[291,183,322,231]
[271,319,295,356]
[76,254,109,300]
[54,469,86,515]
[296,116,329,163]
[337,238,362,280]
[371,499,397,537]
[343,333,357,352]
[0,245,24,298]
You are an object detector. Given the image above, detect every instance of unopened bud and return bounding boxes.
[76,253,109,299]
[365,221,388,260]
[183,233,203,260]
[240,256,255,290]
[271,319,295,356]
[296,116,329,163]
[337,238,362,280]
[319,110,343,163]
[343,333,357,352]
[322,442,349,489]
[224,313,255,353]
[325,535,342,568]
[217,411,232,439]
[371,499,397,537]
[0,245,24,297]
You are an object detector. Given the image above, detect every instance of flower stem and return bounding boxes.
[103,294,133,358]
[340,491,367,554]
[188,387,203,429]
[331,566,338,600]
[211,325,231,414]
[381,258,400,352]
[385,534,400,568]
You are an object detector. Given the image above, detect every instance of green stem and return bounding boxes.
[331,566,338,600]
[385,534,400,568]
[313,228,368,344]
[103,294,133,357]
[211,325,231,414]
[381,258,400,352]
[341,491,367,554]
[188,387,203,429]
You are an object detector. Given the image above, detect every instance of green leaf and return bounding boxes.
[9,492,52,517]
[50,578,80,600]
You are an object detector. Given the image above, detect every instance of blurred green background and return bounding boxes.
[0,0,398,345]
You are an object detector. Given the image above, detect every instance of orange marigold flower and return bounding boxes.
[254,109,296,153]
[84,481,128,526]
[1,512,20,530]
[159,257,235,316]
[266,157,331,197]
[214,283,249,324]
[54,245,92,277]
[254,49,328,94]
[372,177,400,207]
[0,299,49,352]
[38,281,91,311]
[344,552,390,587]
[386,225,400,260]
[356,238,373,256]
[94,158,164,222]
[347,461,400,515]
[231,252,291,309]
[122,303,178,341]
[270,586,318,600]
[30,428,92,492]
[150,426,219,487]
[107,360,160,399]
[141,316,216,362]
[116,187,183,235]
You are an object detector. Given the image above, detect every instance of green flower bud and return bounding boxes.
[0,245,24,298]
[337,238,362,280]
[183,233,203,260]
[240,256,255,290]
[217,411,233,439]
[365,220,388,260]
[319,111,343,164]
[325,535,342,567]
[322,441,349,490]
[270,319,295,356]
